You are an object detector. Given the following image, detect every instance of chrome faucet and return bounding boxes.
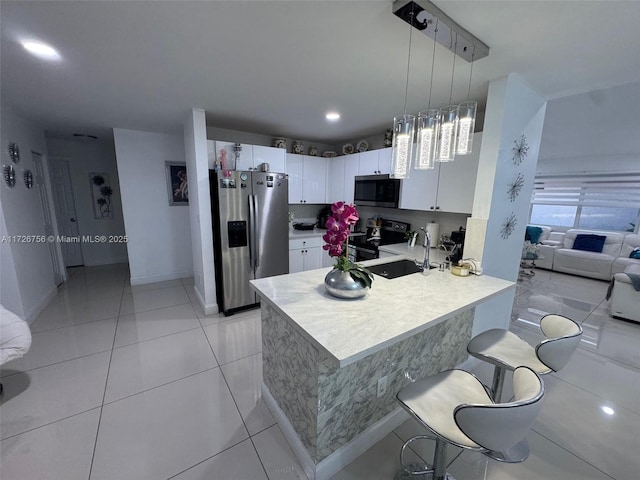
[419,226,431,273]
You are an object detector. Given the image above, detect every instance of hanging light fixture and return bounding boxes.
[415,19,439,170]
[391,3,417,179]
[457,46,477,155]
[437,32,459,163]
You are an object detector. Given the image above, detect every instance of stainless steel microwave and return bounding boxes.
[354,175,401,208]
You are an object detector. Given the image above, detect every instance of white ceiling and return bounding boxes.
[2,0,639,144]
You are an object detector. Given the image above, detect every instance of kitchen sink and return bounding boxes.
[368,259,435,279]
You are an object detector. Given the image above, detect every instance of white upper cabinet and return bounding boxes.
[377,148,392,174]
[398,132,481,214]
[285,154,327,204]
[357,148,392,175]
[253,145,286,173]
[344,154,360,204]
[214,141,253,171]
[328,153,359,204]
[358,150,379,175]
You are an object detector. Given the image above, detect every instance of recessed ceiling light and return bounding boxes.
[326,112,341,121]
[601,405,615,416]
[22,41,61,60]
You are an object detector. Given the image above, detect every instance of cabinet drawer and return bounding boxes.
[289,236,322,250]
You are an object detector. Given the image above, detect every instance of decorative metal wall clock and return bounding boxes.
[4,164,16,188]
[8,142,20,163]
[512,135,529,165]
[507,172,525,202]
[500,212,517,239]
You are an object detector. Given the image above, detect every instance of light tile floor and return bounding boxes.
[1,264,638,479]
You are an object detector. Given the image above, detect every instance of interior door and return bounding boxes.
[33,153,64,285]
[49,158,84,266]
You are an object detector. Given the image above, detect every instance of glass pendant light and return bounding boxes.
[438,105,459,162]
[415,19,439,171]
[391,114,415,178]
[457,48,477,155]
[415,109,439,169]
[391,2,416,179]
[456,101,476,155]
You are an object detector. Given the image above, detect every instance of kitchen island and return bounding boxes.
[250,257,514,479]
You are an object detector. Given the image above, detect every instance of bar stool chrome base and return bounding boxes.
[484,438,530,463]
[394,435,454,480]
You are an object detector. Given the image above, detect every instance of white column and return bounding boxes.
[465,73,547,334]
[184,108,218,314]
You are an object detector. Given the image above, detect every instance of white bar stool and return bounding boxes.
[395,366,545,480]
[467,314,582,401]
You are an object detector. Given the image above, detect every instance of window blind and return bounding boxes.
[532,173,640,208]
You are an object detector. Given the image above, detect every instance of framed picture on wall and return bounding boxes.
[166,161,188,206]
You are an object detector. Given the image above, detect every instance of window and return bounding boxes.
[530,173,640,232]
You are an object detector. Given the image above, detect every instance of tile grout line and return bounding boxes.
[87,280,126,480]
[199,313,273,479]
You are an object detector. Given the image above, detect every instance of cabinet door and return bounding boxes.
[358,150,379,175]
[328,157,345,203]
[289,249,305,273]
[399,163,440,211]
[254,145,286,173]
[436,132,481,214]
[322,249,335,268]
[344,154,360,204]
[286,154,304,204]
[303,246,322,271]
[303,156,327,204]
[215,141,253,171]
[377,148,392,174]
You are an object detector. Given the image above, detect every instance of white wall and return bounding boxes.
[113,128,193,285]
[538,80,640,174]
[0,106,59,321]
[45,135,128,266]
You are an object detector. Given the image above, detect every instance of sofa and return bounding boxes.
[610,264,640,322]
[525,226,640,281]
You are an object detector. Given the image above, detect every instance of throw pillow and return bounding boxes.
[572,234,606,253]
[630,247,640,259]
[525,226,543,244]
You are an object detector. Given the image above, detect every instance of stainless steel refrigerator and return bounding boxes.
[210,169,289,314]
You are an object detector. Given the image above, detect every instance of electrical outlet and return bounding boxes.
[377,375,388,398]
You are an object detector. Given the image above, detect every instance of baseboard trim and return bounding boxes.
[192,285,218,315]
[129,271,193,286]
[261,383,409,480]
[23,286,58,324]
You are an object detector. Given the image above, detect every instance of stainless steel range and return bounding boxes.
[348,218,411,262]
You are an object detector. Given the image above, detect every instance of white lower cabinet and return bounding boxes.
[289,237,322,273]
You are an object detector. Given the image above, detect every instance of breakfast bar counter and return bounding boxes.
[250,263,514,479]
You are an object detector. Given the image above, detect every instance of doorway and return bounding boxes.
[49,158,84,267]
[32,152,65,286]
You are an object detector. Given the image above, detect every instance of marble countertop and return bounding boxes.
[251,251,514,368]
[288,229,366,240]
[378,242,450,264]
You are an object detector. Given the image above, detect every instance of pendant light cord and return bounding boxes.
[427,19,438,109]
[466,45,475,101]
[402,3,415,115]
[448,31,457,105]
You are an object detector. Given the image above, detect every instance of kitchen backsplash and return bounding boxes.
[288,203,469,245]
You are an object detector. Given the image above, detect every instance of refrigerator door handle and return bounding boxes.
[248,194,255,270]
[253,195,260,268]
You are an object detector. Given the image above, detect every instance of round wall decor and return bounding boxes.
[512,135,529,165]
[24,169,34,189]
[507,172,525,202]
[4,165,16,188]
[500,212,517,239]
[8,142,20,163]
